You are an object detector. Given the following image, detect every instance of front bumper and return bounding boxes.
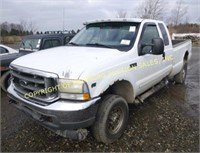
[7,83,100,139]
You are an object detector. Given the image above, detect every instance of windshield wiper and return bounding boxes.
[68,42,79,46]
[85,43,113,49]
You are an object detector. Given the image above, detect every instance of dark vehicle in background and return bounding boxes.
[0,44,19,92]
[0,31,75,92]
[20,31,75,55]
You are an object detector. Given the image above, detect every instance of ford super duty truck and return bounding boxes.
[8,18,192,144]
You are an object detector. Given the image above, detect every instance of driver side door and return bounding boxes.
[134,23,165,94]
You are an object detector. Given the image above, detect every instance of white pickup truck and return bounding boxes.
[8,18,192,143]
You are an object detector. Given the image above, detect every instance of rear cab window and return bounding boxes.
[43,38,61,49]
[158,23,169,46]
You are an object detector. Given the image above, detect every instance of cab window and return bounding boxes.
[139,24,159,55]
[43,39,61,49]
[0,47,8,54]
[51,39,61,47]
[158,23,169,46]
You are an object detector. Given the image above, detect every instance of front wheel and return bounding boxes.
[174,61,187,84]
[1,71,11,93]
[91,95,129,144]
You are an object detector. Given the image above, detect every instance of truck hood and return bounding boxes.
[11,46,123,79]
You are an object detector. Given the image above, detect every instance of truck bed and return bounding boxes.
[172,39,190,48]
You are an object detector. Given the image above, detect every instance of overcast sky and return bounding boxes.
[1,0,199,32]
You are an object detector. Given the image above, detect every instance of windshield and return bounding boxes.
[69,22,139,51]
[20,38,41,50]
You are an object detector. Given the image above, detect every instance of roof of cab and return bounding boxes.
[84,18,144,25]
[22,33,75,39]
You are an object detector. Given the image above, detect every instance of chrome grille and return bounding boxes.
[10,66,59,105]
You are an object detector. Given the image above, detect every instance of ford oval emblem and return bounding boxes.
[19,80,29,86]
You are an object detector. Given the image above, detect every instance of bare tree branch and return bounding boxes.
[116,10,128,18]
[169,0,188,26]
[20,19,27,31]
[197,17,200,24]
[28,20,37,33]
[20,19,38,33]
[137,0,165,20]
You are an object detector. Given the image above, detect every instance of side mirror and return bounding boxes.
[152,38,164,55]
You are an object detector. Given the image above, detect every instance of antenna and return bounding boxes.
[63,8,65,31]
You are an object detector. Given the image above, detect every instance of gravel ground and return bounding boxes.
[1,47,199,152]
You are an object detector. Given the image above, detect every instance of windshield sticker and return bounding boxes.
[120,39,130,45]
[38,39,41,44]
[36,44,40,48]
[129,26,136,32]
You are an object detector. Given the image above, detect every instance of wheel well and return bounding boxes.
[184,51,189,61]
[101,80,134,103]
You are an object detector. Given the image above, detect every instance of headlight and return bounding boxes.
[58,79,90,100]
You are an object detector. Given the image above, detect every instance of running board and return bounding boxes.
[135,79,168,104]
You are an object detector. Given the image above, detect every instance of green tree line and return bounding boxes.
[0,22,34,36]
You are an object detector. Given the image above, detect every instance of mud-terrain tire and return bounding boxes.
[175,61,187,84]
[1,71,11,93]
[91,94,129,144]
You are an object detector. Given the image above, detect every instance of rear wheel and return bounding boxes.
[91,94,129,144]
[174,61,187,84]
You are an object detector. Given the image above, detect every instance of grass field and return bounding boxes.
[0,36,22,44]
